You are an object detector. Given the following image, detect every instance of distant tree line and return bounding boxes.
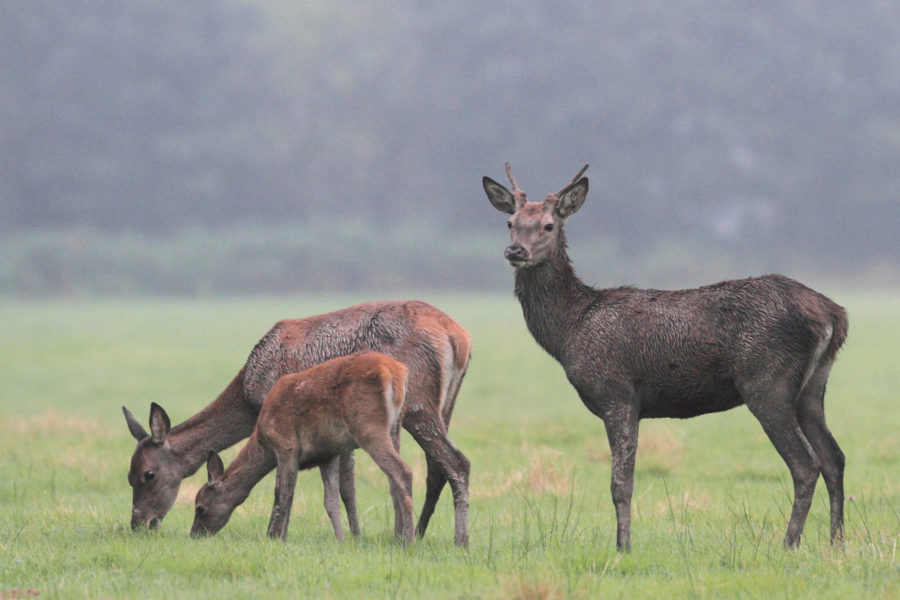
[2,1,898,294]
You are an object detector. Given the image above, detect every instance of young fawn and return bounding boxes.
[190,352,415,544]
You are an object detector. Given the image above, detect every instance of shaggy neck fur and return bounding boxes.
[513,230,597,362]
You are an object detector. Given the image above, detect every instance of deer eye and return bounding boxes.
[544,224,554,232]
[507,221,512,229]
[144,470,155,481]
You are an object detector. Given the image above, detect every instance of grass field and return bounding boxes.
[1,291,897,599]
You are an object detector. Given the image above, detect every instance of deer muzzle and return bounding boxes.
[504,243,528,266]
[190,524,211,538]
[131,516,161,531]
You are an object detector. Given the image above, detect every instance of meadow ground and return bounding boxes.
[0,291,897,599]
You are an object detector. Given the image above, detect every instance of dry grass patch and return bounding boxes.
[584,426,684,475]
[2,409,106,437]
[53,448,117,476]
[0,589,40,599]
[651,489,713,516]
[175,479,205,508]
[498,574,563,600]
[477,444,574,499]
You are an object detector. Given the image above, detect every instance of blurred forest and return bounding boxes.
[2,0,898,295]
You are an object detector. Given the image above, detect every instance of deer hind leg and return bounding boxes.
[796,358,845,544]
[338,452,360,536]
[384,423,405,540]
[414,344,470,543]
[407,413,470,547]
[416,456,447,540]
[267,450,300,541]
[319,456,345,540]
[743,379,821,548]
[363,439,415,545]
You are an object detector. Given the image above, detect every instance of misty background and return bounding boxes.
[2,0,898,296]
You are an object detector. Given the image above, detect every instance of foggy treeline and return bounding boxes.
[2,1,898,295]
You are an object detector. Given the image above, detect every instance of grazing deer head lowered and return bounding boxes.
[123,402,180,530]
[123,300,472,546]
[483,163,848,552]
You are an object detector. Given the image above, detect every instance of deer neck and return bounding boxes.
[167,369,260,479]
[513,231,594,362]
[219,431,276,507]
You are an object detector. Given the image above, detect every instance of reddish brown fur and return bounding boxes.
[191,352,415,543]
[257,353,409,470]
[124,300,472,545]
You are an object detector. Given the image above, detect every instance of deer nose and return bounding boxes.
[131,512,161,531]
[505,244,527,263]
[190,525,209,538]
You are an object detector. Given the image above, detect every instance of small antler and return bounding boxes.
[568,164,589,185]
[505,162,528,206]
[545,164,590,210]
[558,164,589,195]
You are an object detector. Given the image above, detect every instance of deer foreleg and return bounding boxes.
[603,408,639,553]
[320,457,344,540]
[338,452,360,537]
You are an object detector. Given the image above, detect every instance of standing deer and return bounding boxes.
[191,352,415,544]
[483,163,848,552]
[123,300,472,545]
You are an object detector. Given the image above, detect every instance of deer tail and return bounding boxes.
[826,303,849,360]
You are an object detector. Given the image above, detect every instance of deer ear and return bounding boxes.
[123,406,149,441]
[555,177,588,221]
[148,402,171,443]
[483,177,517,214]
[206,451,225,483]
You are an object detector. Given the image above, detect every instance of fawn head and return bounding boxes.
[190,451,234,537]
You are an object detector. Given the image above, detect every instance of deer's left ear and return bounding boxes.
[555,178,588,221]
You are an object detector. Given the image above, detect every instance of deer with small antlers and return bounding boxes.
[483,163,848,551]
[191,352,414,543]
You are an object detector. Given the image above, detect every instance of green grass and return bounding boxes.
[1,291,898,599]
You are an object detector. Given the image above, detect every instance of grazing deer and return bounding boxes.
[191,352,415,544]
[483,163,848,551]
[123,300,472,545]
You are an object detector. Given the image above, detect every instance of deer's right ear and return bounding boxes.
[206,451,225,483]
[123,406,149,441]
[483,177,517,214]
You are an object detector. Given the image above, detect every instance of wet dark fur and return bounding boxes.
[516,232,847,421]
[486,168,848,552]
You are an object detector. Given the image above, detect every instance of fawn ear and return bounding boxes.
[206,451,225,483]
[148,402,171,443]
[555,177,588,221]
[123,406,149,441]
[483,177,517,214]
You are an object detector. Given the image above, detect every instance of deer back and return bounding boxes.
[243,300,468,414]
[256,352,409,467]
